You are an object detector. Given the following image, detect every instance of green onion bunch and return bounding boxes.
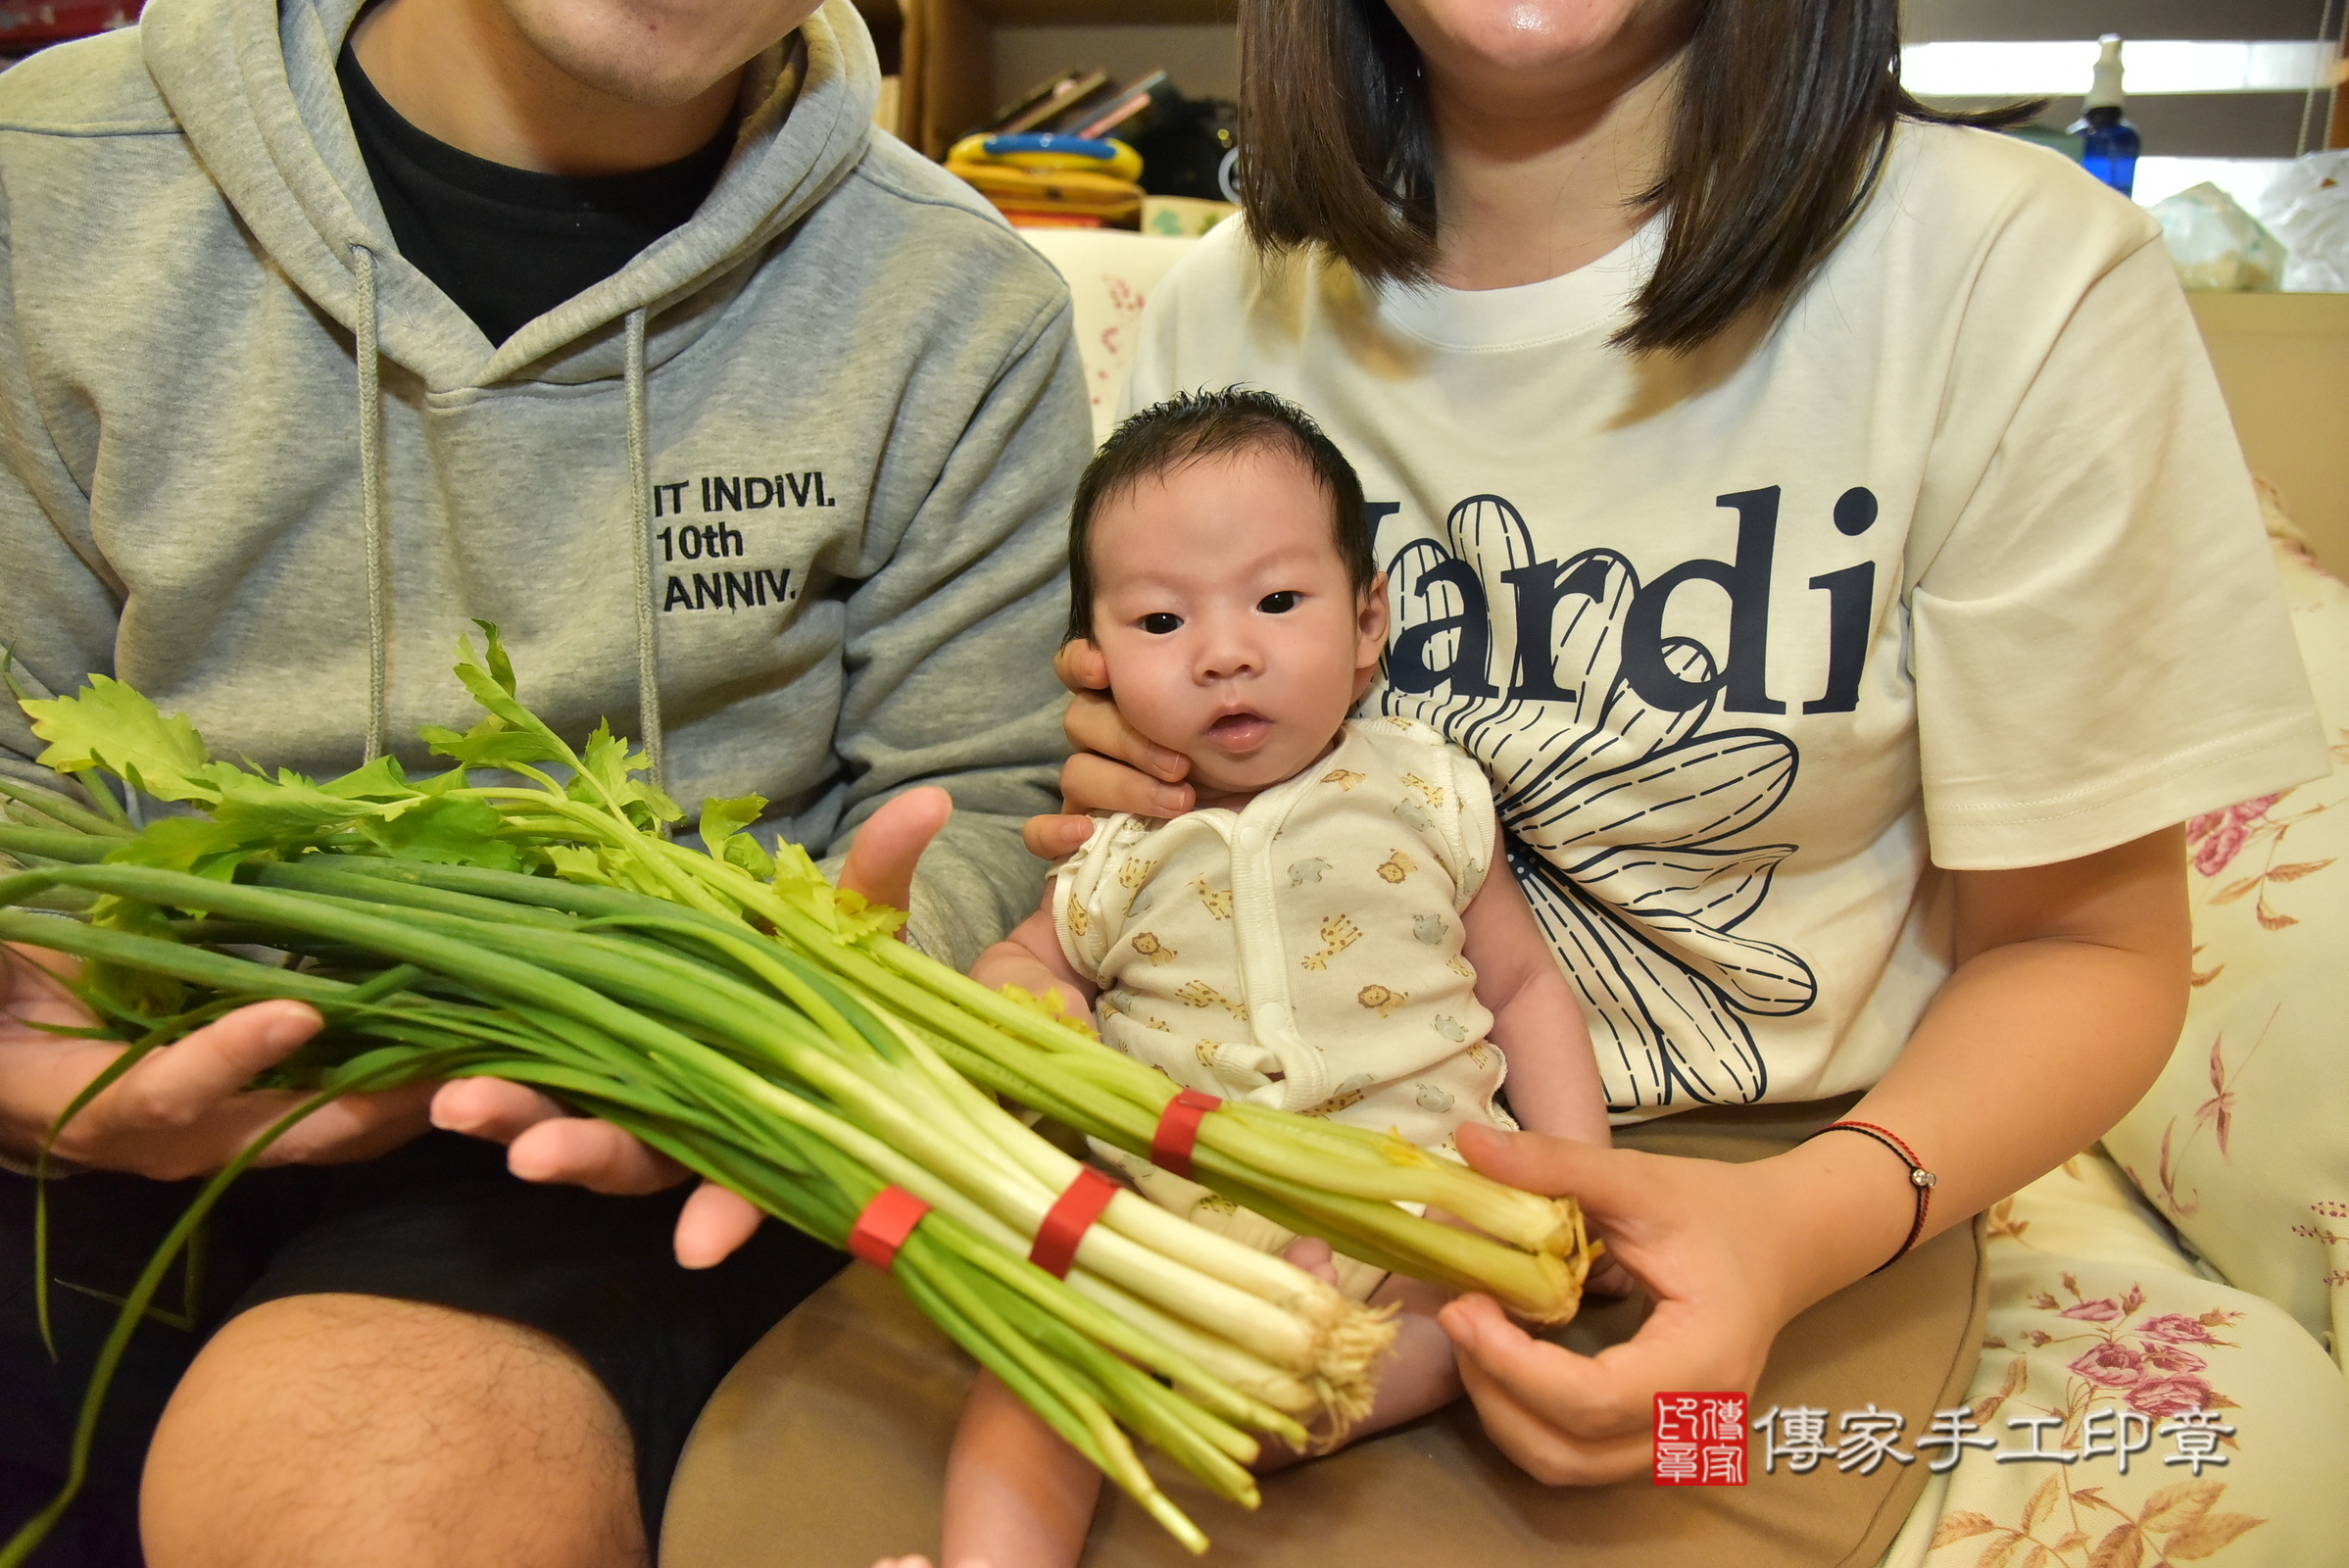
[0,630,1592,1561]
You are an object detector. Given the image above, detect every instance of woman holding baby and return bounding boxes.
[970,0,2349,1560]
[706,0,2349,1562]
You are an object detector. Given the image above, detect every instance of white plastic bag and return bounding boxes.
[2252,150,2349,293]
[2151,182,2286,292]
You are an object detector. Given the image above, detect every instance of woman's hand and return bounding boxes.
[432,786,960,1267]
[1,947,435,1180]
[1435,1122,1909,1485]
[1438,831,2189,1485]
[1022,640,1195,860]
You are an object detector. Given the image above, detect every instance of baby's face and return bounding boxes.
[1087,447,1388,803]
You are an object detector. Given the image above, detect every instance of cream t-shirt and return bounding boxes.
[1121,122,2326,1118]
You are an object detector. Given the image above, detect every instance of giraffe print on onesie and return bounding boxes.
[1052,716,1517,1169]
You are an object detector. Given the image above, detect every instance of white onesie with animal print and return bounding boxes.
[1053,715,1516,1171]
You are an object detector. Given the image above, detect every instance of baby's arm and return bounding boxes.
[1459,825,1611,1146]
[968,891,1100,1026]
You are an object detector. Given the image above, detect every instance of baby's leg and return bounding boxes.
[1352,1271,1467,1431]
[1266,1239,1463,1468]
[928,1369,1102,1568]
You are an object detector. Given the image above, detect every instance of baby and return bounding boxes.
[885,389,1609,1568]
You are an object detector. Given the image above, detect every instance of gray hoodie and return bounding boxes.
[0,0,1089,965]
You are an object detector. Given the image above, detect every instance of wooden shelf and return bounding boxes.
[886,0,1238,159]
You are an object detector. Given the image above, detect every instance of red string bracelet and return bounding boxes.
[1150,1088,1221,1179]
[1030,1166,1121,1280]
[1804,1120,1937,1275]
[847,1185,931,1272]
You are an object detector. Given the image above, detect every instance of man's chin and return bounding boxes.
[503,0,821,109]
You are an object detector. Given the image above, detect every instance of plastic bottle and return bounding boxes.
[2069,35,2141,197]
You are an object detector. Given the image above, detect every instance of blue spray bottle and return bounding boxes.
[2070,35,2140,197]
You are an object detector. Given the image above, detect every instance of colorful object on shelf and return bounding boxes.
[970,132,1144,184]
[986,69,1117,137]
[1072,71,1177,143]
[947,131,1144,229]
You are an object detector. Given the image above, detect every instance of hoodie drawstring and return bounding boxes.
[349,260,663,795]
[624,307,665,798]
[352,243,390,765]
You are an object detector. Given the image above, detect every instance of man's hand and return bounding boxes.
[1,945,436,1180]
[433,786,960,1267]
[1022,639,1193,860]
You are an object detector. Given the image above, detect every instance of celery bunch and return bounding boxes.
[0,631,1592,1562]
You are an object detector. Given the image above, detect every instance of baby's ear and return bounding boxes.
[1356,572,1391,646]
[1351,574,1391,701]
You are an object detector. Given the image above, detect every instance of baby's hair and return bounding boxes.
[1066,387,1371,641]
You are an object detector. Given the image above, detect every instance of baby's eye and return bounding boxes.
[1258,591,1302,614]
[1141,612,1183,635]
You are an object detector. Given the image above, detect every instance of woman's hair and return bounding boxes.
[1068,388,1371,642]
[1239,0,2039,356]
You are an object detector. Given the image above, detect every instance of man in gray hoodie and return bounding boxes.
[0,0,1087,1560]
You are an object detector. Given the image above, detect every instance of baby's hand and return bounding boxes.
[1280,1235,1342,1289]
[873,1559,995,1568]
[1585,1249,1636,1300]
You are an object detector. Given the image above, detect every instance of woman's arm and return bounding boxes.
[1459,825,1611,1147]
[1438,826,2190,1485]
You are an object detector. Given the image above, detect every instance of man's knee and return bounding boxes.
[141,1293,646,1568]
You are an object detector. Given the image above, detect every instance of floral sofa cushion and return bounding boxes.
[1016,229,1199,446]
[2103,487,2349,1367]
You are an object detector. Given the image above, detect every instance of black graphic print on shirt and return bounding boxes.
[1375,492,1846,1111]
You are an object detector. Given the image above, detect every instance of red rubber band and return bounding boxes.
[1029,1166,1120,1280]
[1150,1088,1221,1179]
[848,1185,931,1272]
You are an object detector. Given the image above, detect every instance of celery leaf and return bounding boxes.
[699,794,765,848]
[473,620,518,698]
[318,755,413,801]
[22,677,219,804]
[355,796,522,869]
[101,816,258,880]
[768,837,905,944]
[571,721,682,828]
[421,718,564,769]
[722,834,776,880]
[451,631,575,768]
[701,794,775,879]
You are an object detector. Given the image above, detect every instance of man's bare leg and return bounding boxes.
[141,1294,648,1568]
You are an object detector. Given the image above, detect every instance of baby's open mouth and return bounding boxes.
[1205,710,1271,750]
